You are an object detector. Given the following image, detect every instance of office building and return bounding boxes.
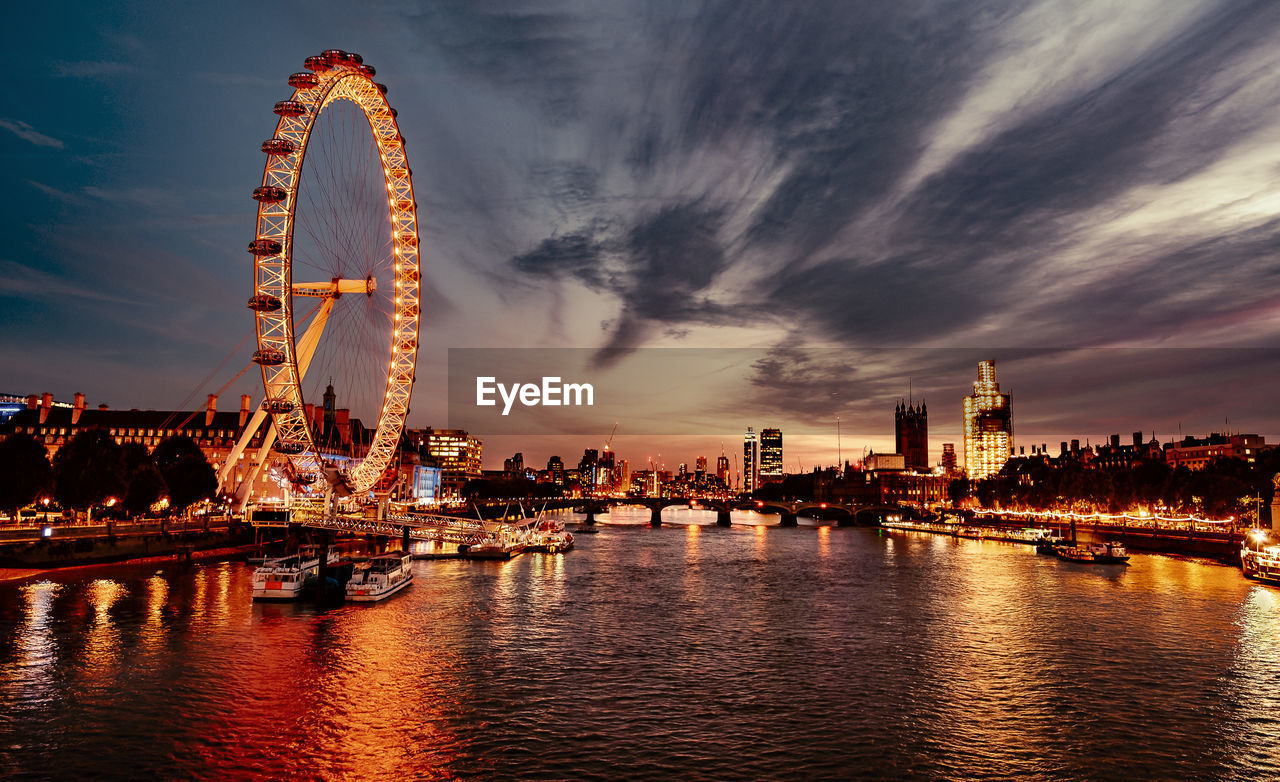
[962,360,1012,481]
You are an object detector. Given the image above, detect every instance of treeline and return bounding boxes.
[0,430,217,519]
[972,451,1280,520]
[461,478,564,500]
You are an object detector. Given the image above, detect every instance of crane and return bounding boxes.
[604,421,618,452]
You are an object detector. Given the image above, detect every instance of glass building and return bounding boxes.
[962,360,1012,480]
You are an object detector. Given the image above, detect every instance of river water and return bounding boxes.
[1,506,1277,780]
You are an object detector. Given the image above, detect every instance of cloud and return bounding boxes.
[0,119,63,149]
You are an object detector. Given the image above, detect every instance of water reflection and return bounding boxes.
[0,522,1277,780]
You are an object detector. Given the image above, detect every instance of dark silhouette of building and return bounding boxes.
[895,400,928,472]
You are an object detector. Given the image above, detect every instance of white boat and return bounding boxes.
[345,553,413,601]
[251,544,338,601]
[1241,535,1280,585]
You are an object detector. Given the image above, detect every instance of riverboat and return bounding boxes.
[527,520,575,554]
[345,553,413,601]
[251,544,338,600]
[464,540,525,560]
[1036,536,1068,555]
[1241,534,1280,585]
[1053,541,1130,564]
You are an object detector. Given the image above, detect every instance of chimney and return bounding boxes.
[239,394,251,428]
[72,392,86,425]
[26,394,38,410]
[39,392,53,424]
[205,394,217,427]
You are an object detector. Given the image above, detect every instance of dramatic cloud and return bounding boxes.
[4,0,1280,467]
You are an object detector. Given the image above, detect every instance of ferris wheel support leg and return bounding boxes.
[234,421,279,515]
[218,407,270,495]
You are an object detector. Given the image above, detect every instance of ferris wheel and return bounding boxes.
[244,49,421,497]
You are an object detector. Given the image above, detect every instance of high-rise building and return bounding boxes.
[962,360,1012,480]
[743,427,759,493]
[716,455,730,487]
[547,455,565,485]
[597,448,615,489]
[941,443,957,473]
[616,459,631,492]
[579,448,598,491]
[895,401,928,472]
[695,456,708,479]
[760,428,783,483]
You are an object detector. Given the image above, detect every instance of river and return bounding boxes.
[1,506,1277,780]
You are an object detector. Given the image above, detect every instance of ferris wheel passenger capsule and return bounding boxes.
[274,100,307,117]
[261,138,297,155]
[246,294,282,312]
[252,186,287,203]
[288,72,320,89]
[303,55,331,72]
[321,49,348,65]
[273,439,305,455]
[251,349,286,366]
[248,238,283,256]
[262,397,295,413]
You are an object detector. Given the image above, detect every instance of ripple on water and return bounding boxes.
[0,513,1276,780]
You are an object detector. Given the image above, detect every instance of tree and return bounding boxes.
[947,477,970,507]
[152,435,216,513]
[0,433,53,518]
[53,429,126,512]
[120,442,167,517]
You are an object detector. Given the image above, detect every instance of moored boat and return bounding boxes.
[463,540,524,560]
[1241,532,1280,585]
[345,553,413,602]
[1053,541,1129,564]
[251,544,339,601]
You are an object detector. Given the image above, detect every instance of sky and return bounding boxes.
[2,0,1279,472]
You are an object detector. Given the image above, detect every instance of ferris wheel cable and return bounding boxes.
[161,328,256,431]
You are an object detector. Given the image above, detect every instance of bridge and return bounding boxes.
[254,503,545,551]
[577,497,907,527]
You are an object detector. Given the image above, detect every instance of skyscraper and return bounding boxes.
[716,455,730,486]
[895,401,928,472]
[760,428,783,483]
[743,427,759,493]
[963,360,1013,480]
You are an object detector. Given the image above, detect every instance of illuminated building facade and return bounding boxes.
[894,401,928,472]
[962,360,1013,480]
[716,455,730,486]
[759,428,783,483]
[743,427,760,493]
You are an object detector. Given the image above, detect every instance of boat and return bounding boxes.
[1053,541,1129,564]
[526,518,575,553]
[1036,536,1068,555]
[251,544,339,600]
[1241,535,1280,585]
[463,540,524,560]
[345,553,413,601]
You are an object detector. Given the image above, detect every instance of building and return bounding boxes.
[547,455,565,485]
[759,428,783,483]
[406,427,482,499]
[963,360,1013,481]
[941,443,957,473]
[895,401,928,472]
[743,427,759,493]
[864,452,906,472]
[616,459,631,492]
[716,455,730,486]
[1164,433,1266,470]
[579,448,598,492]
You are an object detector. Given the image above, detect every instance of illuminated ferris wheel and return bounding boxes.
[246,49,420,497]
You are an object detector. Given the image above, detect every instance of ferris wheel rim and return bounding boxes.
[249,50,421,497]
